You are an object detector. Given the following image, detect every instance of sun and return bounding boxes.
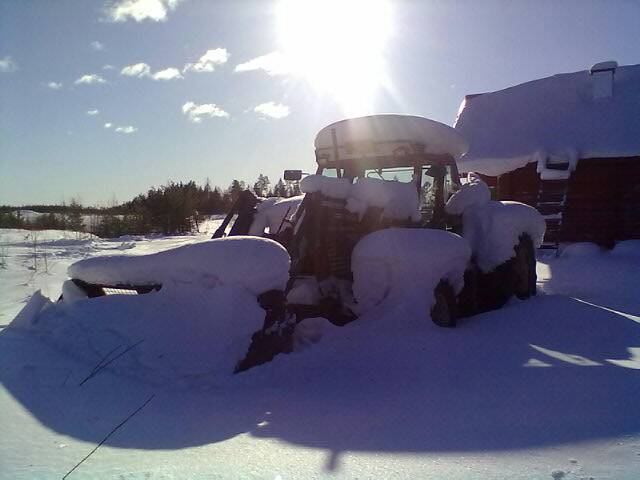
[275,0,394,114]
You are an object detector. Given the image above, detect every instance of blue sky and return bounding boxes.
[1,0,639,206]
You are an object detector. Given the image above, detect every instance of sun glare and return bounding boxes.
[276,0,393,114]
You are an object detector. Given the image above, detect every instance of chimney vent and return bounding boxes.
[590,61,617,99]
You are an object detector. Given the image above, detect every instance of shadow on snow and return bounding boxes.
[1,294,639,459]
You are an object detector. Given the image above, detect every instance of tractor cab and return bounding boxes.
[314,154,461,229]
[282,115,469,322]
[300,114,467,229]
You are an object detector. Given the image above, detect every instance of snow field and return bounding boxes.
[0,227,639,478]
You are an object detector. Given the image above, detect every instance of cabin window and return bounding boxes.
[320,167,347,179]
[364,167,415,183]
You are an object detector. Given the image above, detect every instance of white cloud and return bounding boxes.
[115,125,137,133]
[235,51,289,76]
[121,63,183,80]
[47,81,63,90]
[254,102,290,119]
[104,122,113,129]
[87,109,100,116]
[0,56,18,73]
[182,101,229,123]
[152,67,183,80]
[90,41,105,51]
[74,74,106,85]
[106,0,182,23]
[102,64,114,70]
[120,62,151,77]
[183,48,229,73]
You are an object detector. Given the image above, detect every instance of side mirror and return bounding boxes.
[283,169,303,181]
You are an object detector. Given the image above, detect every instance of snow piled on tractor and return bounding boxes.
[315,114,469,162]
[5,175,547,387]
[9,237,291,386]
[446,174,546,272]
[301,174,421,221]
[351,228,471,313]
[68,236,290,296]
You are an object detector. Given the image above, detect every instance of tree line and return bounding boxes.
[0,174,300,237]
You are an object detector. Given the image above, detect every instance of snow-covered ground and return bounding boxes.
[1,225,639,479]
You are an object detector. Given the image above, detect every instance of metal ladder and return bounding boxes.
[536,162,571,250]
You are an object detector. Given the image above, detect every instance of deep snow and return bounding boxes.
[1,225,639,479]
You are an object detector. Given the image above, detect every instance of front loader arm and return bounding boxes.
[212,190,260,239]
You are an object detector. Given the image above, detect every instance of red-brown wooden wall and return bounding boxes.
[491,157,640,247]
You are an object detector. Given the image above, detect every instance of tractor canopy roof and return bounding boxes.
[314,114,469,170]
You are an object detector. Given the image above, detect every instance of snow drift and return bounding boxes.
[12,282,266,386]
[9,236,293,386]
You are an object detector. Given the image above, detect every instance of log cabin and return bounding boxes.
[454,61,640,248]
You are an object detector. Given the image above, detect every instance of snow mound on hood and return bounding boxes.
[68,236,291,296]
[301,175,420,221]
[347,178,421,222]
[300,175,352,199]
[351,228,471,314]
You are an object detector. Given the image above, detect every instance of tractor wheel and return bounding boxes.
[431,280,458,328]
[512,234,537,300]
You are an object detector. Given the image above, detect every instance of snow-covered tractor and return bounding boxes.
[62,115,545,373]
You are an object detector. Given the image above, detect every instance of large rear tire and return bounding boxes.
[512,234,537,300]
[431,280,458,328]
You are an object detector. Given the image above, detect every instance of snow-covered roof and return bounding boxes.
[315,114,469,165]
[454,63,640,176]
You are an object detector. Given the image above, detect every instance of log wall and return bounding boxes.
[493,157,640,246]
